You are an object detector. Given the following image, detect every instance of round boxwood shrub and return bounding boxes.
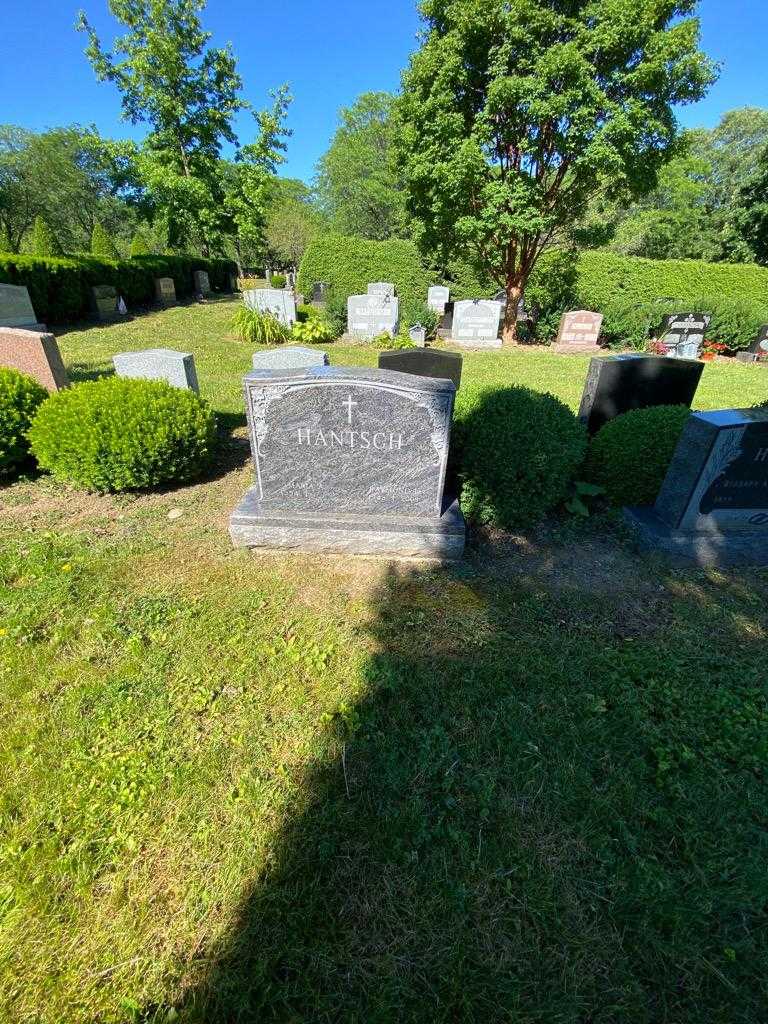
[0,368,48,475]
[28,377,217,492]
[455,385,587,529]
[585,404,691,507]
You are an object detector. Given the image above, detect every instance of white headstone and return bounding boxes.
[347,295,400,340]
[451,300,502,349]
[243,288,297,326]
[428,286,450,314]
[367,282,396,299]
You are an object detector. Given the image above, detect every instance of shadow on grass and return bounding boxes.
[166,557,768,1024]
[52,296,238,340]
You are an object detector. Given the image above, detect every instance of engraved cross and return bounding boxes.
[342,394,358,425]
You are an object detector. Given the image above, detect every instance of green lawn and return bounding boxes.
[1,299,767,1023]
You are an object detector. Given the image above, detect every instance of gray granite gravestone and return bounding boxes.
[378,348,463,390]
[0,284,46,330]
[229,365,465,559]
[154,277,177,306]
[311,281,330,306]
[243,288,297,325]
[624,408,768,567]
[655,313,710,360]
[368,282,396,299]
[113,348,199,392]
[347,295,400,340]
[409,324,427,347]
[253,345,329,370]
[553,310,603,353]
[90,285,126,322]
[451,299,502,348]
[193,270,211,296]
[578,354,704,435]
[428,286,450,314]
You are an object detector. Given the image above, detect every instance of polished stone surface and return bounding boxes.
[243,288,297,325]
[451,300,502,348]
[347,295,399,340]
[113,348,199,391]
[556,310,603,347]
[0,327,69,390]
[154,277,177,306]
[0,284,45,330]
[378,348,463,389]
[427,285,450,313]
[90,284,125,322]
[193,270,211,296]
[252,345,329,370]
[655,313,709,360]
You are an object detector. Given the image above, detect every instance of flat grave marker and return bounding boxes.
[0,327,69,391]
[451,299,502,349]
[229,365,464,559]
[113,348,199,392]
[0,284,46,330]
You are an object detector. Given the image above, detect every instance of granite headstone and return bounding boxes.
[578,354,704,435]
[655,313,709,360]
[553,310,603,352]
[193,270,211,296]
[378,348,463,390]
[451,299,502,349]
[252,345,329,370]
[229,365,464,559]
[737,325,768,363]
[367,282,396,299]
[243,288,297,325]
[624,408,768,567]
[409,324,427,347]
[154,277,177,306]
[113,348,199,392]
[0,327,69,391]
[311,281,330,306]
[347,294,399,340]
[0,284,46,330]
[427,286,450,314]
[90,285,126,322]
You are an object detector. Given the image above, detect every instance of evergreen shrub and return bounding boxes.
[0,368,48,475]
[28,378,217,492]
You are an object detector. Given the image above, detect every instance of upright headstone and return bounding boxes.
[737,325,768,363]
[193,270,211,296]
[228,273,239,293]
[451,299,502,349]
[252,346,329,371]
[578,355,704,435]
[409,324,427,347]
[378,348,463,390]
[368,282,396,299]
[347,295,400,340]
[229,366,464,559]
[90,285,127,322]
[0,327,69,391]
[154,277,177,307]
[0,284,46,330]
[113,348,199,392]
[243,288,297,326]
[625,408,768,567]
[428,286,450,314]
[655,313,709,360]
[553,311,603,353]
[311,281,330,306]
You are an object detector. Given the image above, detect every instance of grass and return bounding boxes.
[1,298,767,1023]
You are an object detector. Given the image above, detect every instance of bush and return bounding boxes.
[454,386,587,529]
[400,301,439,338]
[270,273,287,289]
[129,232,150,257]
[379,332,416,350]
[0,368,48,475]
[29,216,61,258]
[584,405,691,506]
[28,378,216,493]
[296,304,323,323]
[0,252,237,325]
[91,222,120,260]
[291,317,336,343]
[232,306,291,345]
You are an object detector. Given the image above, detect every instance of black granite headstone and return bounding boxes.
[578,354,704,435]
[745,325,768,358]
[378,349,463,390]
[229,366,465,559]
[311,281,330,304]
[655,312,710,359]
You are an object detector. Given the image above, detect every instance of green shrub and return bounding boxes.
[454,386,587,529]
[28,378,216,493]
[91,222,120,260]
[296,304,325,323]
[0,368,48,475]
[400,301,439,338]
[585,405,691,506]
[129,232,150,257]
[291,317,336,343]
[28,216,61,258]
[270,273,287,289]
[379,332,416,350]
[232,306,291,345]
[324,291,349,337]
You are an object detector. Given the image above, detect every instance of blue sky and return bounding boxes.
[0,0,766,183]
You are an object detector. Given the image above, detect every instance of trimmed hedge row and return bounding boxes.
[0,252,237,326]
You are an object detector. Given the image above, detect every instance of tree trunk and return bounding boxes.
[502,281,523,346]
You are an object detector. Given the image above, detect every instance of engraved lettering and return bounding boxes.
[755,448,768,463]
[314,431,327,447]
[390,433,403,450]
[297,428,311,445]
[330,431,345,447]
[373,433,386,450]
[360,432,371,449]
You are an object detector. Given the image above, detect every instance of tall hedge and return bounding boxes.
[0,252,237,325]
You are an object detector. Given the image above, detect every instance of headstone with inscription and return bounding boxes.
[0,327,69,391]
[451,299,502,349]
[409,324,427,347]
[154,277,177,306]
[311,281,330,306]
[229,365,464,559]
[0,284,46,330]
[253,345,329,371]
[368,282,396,299]
[378,348,463,390]
[553,310,603,353]
[243,288,297,325]
[193,270,211,296]
[428,286,450,314]
[113,348,199,392]
[737,325,768,363]
[624,408,768,567]
[347,294,399,340]
[578,354,704,435]
[655,312,710,360]
[90,285,127,322]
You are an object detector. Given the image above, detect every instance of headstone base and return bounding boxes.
[451,337,502,350]
[230,491,466,561]
[736,351,766,365]
[551,343,604,355]
[623,506,768,568]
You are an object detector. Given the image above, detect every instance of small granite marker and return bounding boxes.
[154,277,177,306]
[578,354,704,435]
[311,281,330,306]
[427,286,450,314]
[378,348,463,390]
[252,345,329,370]
[243,288,297,325]
[367,282,396,299]
[0,284,46,330]
[229,365,465,559]
[655,312,709,360]
[193,270,211,297]
[624,408,768,567]
[553,311,603,354]
[90,285,127,322]
[408,324,427,347]
[347,294,400,340]
[113,348,199,392]
[0,327,69,391]
[451,299,502,349]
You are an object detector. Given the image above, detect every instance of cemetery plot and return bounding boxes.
[655,312,709,359]
[252,345,329,370]
[154,277,177,306]
[347,295,400,340]
[553,310,603,352]
[427,285,450,313]
[90,285,126,322]
[193,270,212,296]
[379,348,463,389]
[451,299,502,348]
